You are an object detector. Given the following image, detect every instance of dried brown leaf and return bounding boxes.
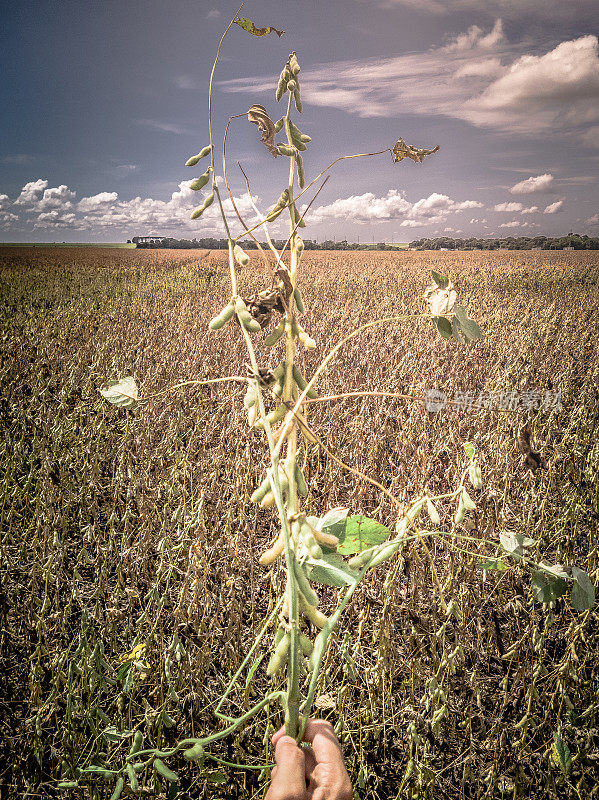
[392,138,440,164]
[247,104,279,158]
[517,424,545,471]
[234,17,285,37]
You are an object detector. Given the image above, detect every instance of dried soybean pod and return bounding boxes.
[244,383,257,409]
[190,167,211,191]
[265,319,285,346]
[110,777,124,800]
[154,759,178,782]
[183,743,204,762]
[126,763,139,792]
[234,244,250,266]
[426,497,441,525]
[292,365,317,398]
[208,299,235,330]
[251,475,271,505]
[295,463,308,497]
[469,462,483,489]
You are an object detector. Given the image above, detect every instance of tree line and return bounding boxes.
[409,234,599,250]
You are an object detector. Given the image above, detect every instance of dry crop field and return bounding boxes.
[1,246,598,799]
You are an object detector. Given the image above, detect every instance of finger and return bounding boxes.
[302,744,317,782]
[301,719,342,764]
[271,725,287,748]
[269,735,306,799]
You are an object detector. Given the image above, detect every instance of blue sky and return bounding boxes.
[1,0,598,242]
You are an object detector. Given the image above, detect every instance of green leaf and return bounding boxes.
[551,731,571,776]
[305,552,360,588]
[204,771,227,784]
[571,566,595,611]
[463,441,475,460]
[318,507,349,531]
[531,570,568,603]
[234,17,285,36]
[324,515,391,555]
[434,316,453,338]
[500,531,536,560]
[99,376,138,408]
[431,270,449,289]
[453,305,484,343]
[245,654,264,688]
[477,557,509,572]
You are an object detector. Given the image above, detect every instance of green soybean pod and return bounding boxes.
[57,782,79,790]
[126,763,139,792]
[287,79,297,91]
[292,365,317,399]
[294,87,303,113]
[469,462,483,489]
[153,759,178,783]
[289,54,300,75]
[190,168,211,190]
[183,743,205,762]
[266,206,284,222]
[277,143,296,157]
[300,133,311,143]
[301,529,323,560]
[185,144,212,166]
[267,632,290,676]
[348,550,374,570]
[110,777,124,800]
[296,154,305,188]
[274,117,285,133]
[293,558,319,606]
[368,541,400,568]
[250,476,271,505]
[203,191,214,209]
[454,496,465,524]
[191,206,205,220]
[295,464,308,497]
[208,299,235,331]
[129,730,143,756]
[293,287,304,313]
[265,319,285,346]
[240,312,261,333]
[299,634,313,657]
[292,203,306,227]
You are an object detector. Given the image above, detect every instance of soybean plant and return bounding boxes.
[80,5,595,796]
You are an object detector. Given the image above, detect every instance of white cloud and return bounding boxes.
[375,0,598,19]
[494,201,522,212]
[499,220,521,227]
[15,178,48,205]
[308,189,482,226]
[137,119,193,135]
[0,194,9,208]
[586,213,599,224]
[78,192,119,212]
[544,199,564,213]
[521,205,538,214]
[220,27,599,145]
[37,184,76,211]
[510,173,554,194]
[207,8,221,18]
[174,75,194,90]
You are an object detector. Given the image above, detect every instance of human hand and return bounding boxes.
[265,718,352,800]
